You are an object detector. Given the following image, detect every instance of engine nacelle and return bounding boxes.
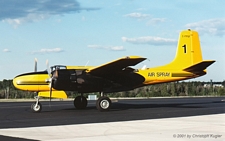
[52,69,107,92]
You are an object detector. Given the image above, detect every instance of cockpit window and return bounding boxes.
[50,65,66,72]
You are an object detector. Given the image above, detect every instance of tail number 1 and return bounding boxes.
[182,44,187,53]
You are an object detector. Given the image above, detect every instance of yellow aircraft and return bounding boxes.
[13,29,215,112]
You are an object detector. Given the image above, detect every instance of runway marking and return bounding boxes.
[0,114,224,141]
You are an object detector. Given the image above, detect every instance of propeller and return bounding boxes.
[49,69,59,102]
[49,78,53,102]
[46,60,51,77]
[34,58,37,72]
[45,60,59,103]
[45,59,53,103]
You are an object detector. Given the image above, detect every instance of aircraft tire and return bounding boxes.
[74,96,87,109]
[31,102,42,113]
[96,96,111,112]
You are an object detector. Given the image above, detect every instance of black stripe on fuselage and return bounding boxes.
[17,81,49,85]
[172,73,193,77]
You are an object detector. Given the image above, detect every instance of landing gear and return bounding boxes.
[96,94,111,112]
[31,96,42,113]
[74,95,88,109]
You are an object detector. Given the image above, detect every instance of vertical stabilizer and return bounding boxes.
[169,29,203,69]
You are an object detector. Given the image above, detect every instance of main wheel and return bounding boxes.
[96,96,111,112]
[31,102,42,113]
[74,96,88,109]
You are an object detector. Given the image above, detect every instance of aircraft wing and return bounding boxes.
[87,56,146,77]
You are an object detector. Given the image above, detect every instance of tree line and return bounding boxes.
[0,79,224,99]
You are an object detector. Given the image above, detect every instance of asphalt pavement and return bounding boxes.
[0,97,224,140]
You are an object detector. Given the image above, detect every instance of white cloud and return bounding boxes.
[185,19,225,36]
[122,36,176,46]
[124,12,165,25]
[124,13,151,19]
[147,18,166,25]
[110,46,125,51]
[31,48,64,54]
[88,45,125,51]
[3,49,11,52]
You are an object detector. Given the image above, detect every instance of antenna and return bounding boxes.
[85,60,89,66]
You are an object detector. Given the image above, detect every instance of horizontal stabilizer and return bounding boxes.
[183,60,215,73]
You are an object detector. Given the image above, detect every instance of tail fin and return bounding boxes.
[152,29,215,73]
[168,29,207,70]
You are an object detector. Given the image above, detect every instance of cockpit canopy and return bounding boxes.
[50,65,66,72]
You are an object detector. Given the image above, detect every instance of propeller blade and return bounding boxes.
[48,78,54,107]
[55,68,58,78]
[49,80,53,102]
[46,59,52,77]
[45,59,53,106]
[34,58,37,72]
[46,59,49,67]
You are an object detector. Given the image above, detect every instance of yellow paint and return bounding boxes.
[13,73,49,91]
[66,66,94,70]
[38,91,67,99]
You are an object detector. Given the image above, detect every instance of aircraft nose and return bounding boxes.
[13,76,20,89]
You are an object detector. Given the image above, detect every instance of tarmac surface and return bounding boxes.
[0,97,225,140]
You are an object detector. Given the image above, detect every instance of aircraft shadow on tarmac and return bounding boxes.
[111,102,202,110]
[48,102,198,112]
[52,98,224,113]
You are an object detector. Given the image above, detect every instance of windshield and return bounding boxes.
[50,65,66,72]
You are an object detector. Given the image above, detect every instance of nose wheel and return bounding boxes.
[31,96,42,113]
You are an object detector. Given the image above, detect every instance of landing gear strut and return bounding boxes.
[74,94,88,109]
[31,96,42,113]
[96,92,111,112]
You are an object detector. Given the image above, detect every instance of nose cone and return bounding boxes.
[12,74,35,91]
[13,76,20,89]
[12,71,49,91]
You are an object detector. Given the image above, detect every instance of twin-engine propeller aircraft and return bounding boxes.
[13,29,215,112]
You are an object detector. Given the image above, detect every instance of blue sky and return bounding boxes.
[0,0,224,82]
